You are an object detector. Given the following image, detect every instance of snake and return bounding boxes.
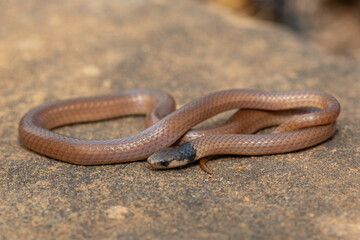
[18,89,340,173]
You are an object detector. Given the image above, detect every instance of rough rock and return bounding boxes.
[0,0,359,239]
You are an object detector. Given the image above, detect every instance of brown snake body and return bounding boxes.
[18,89,340,172]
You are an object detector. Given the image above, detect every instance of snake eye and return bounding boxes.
[160,159,169,167]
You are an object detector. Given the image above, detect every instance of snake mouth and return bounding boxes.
[147,142,197,169]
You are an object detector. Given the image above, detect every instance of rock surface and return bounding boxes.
[0,0,359,239]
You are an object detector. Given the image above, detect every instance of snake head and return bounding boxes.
[147,142,198,169]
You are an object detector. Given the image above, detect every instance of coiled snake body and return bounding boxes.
[18,89,340,172]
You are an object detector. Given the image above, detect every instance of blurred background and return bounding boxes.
[210,0,360,62]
